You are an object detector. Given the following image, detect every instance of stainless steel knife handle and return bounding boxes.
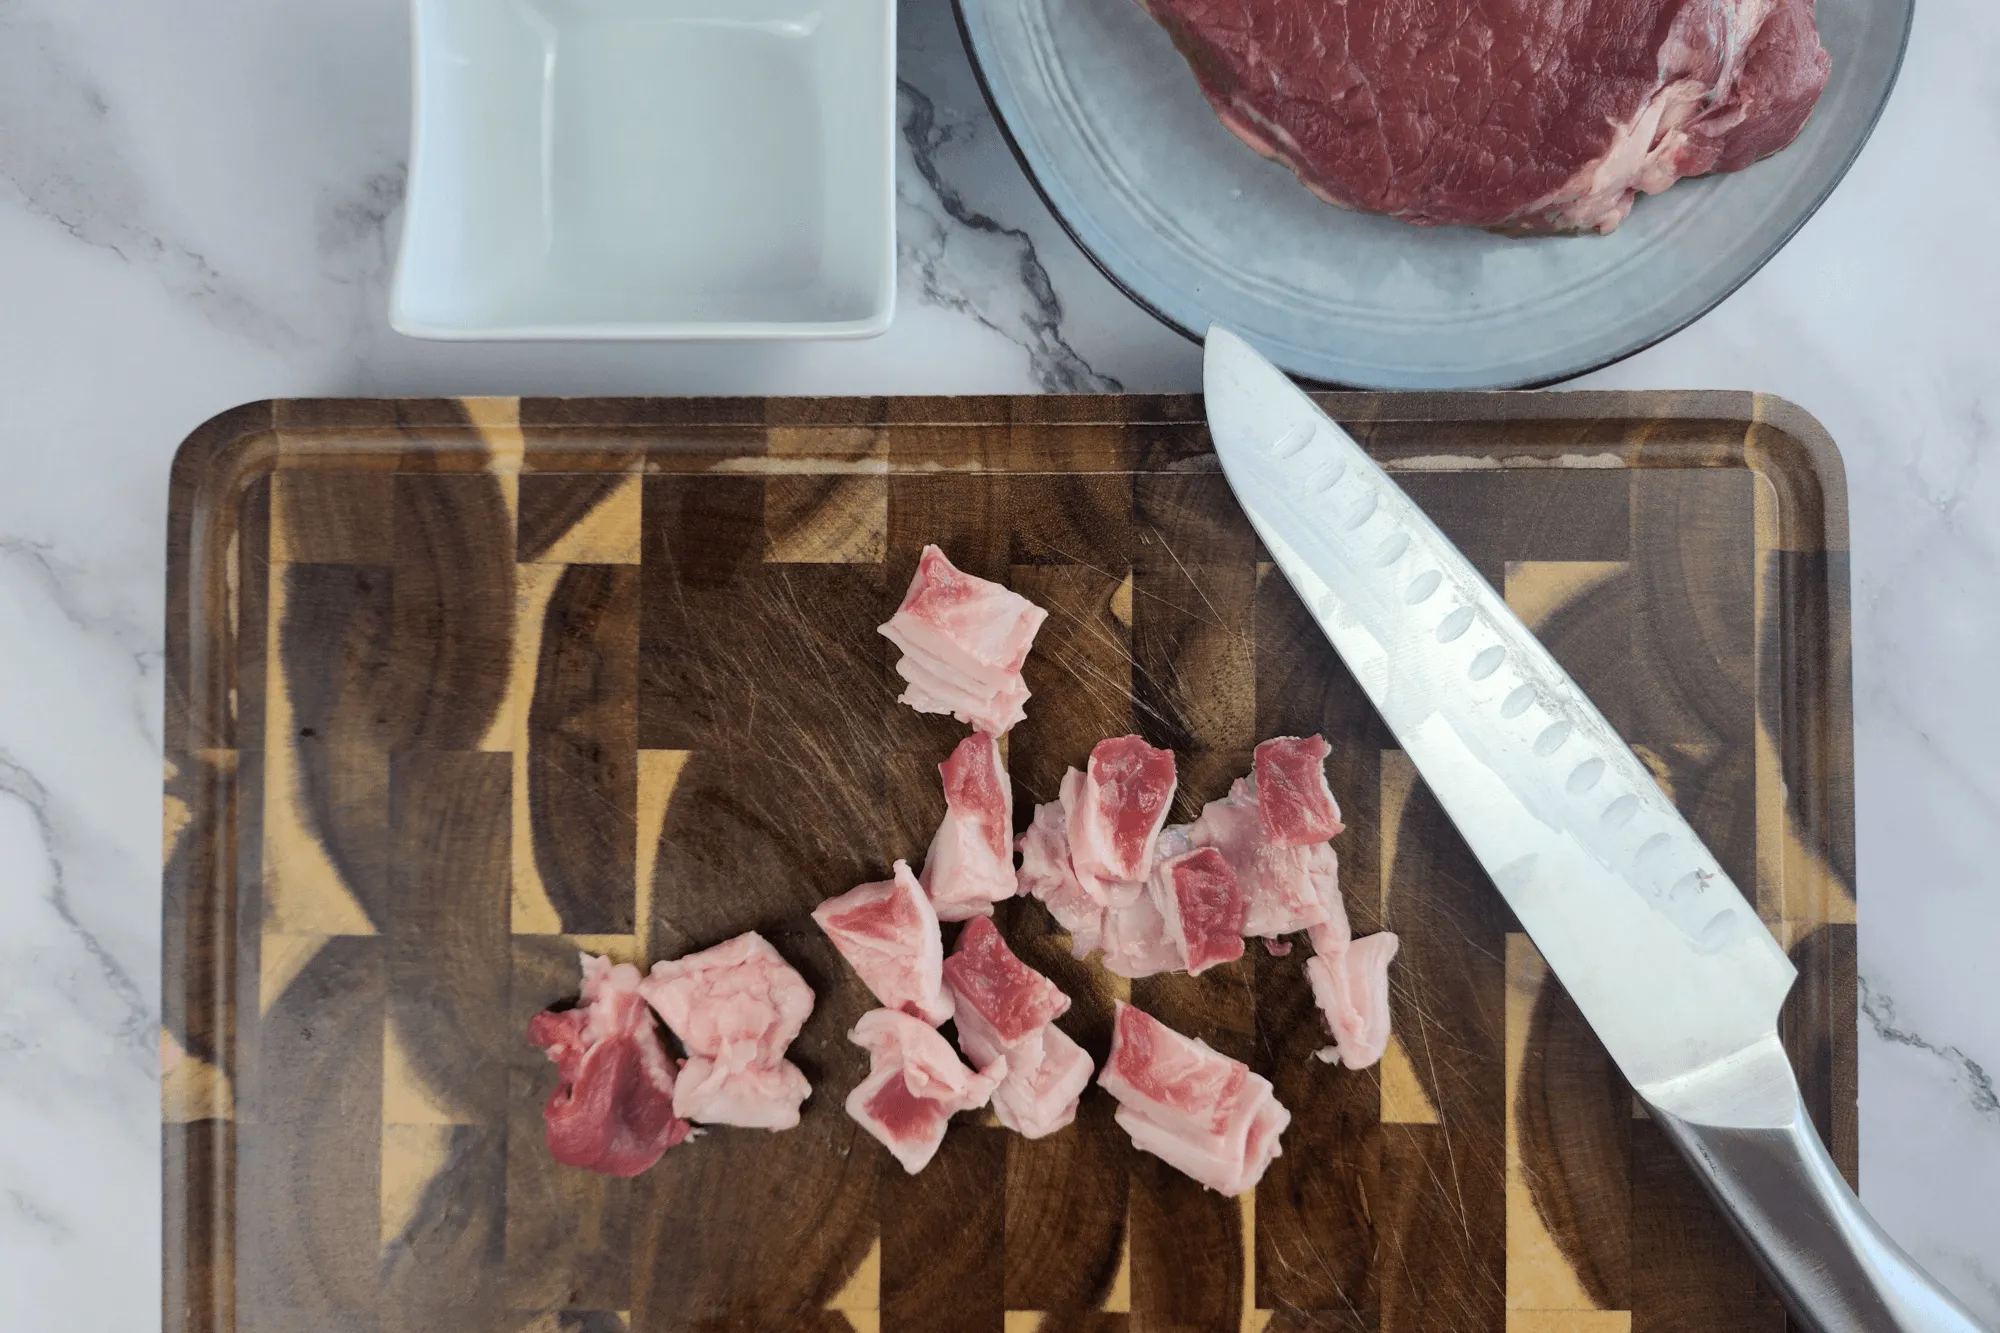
[1643,1034,1989,1333]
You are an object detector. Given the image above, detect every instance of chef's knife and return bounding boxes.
[1203,326,1987,1333]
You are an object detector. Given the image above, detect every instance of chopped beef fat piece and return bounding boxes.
[640,931,813,1069]
[639,931,815,1130]
[1098,1001,1290,1194]
[1118,1085,1291,1197]
[813,860,953,1026]
[894,650,1033,743]
[941,732,1014,862]
[944,916,1093,1139]
[1186,779,1260,866]
[1308,932,1400,1070]
[1100,1000,1248,1140]
[849,1067,955,1174]
[943,916,1069,1046]
[878,545,1048,736]
[963,1019,1096,1140]
[1151,846,1247,975]
[921,732,1018,921]
[527,954,691,1176]
[1254,736,1345,845]
[1057,765,1143,910]
[1069,736,1178,898]
[1099,891,1183,979]
[1303,846,1348,958]
[846,1008,1007,1173]
[672,1056,813,1131]
[1017,733,1356,985]
[1018,789,1105,957]
[1249,842,1336,940]
[1188,772,1336,939]
[851,1008,1002,1102]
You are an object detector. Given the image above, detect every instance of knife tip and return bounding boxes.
[1202,325,1267,412]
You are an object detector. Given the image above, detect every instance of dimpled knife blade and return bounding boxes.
[1203,327,1995,1333]
[1203,325,1793,1098]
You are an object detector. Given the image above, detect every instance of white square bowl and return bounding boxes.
[391,0,896,340]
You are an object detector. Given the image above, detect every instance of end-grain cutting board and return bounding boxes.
[163,393,1855,1333]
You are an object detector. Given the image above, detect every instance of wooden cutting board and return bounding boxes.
[163,392,1856,1333]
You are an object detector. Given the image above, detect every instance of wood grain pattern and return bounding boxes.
[164,393,1855,1333]
[527,564,640,934]
[1002,900,1132,1322]
[1508,937,1631,1318]
[1378,773,1510,1333]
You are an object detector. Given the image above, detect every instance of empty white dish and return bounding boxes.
[391,0,896,340]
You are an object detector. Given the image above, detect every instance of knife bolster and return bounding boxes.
[1644,1035,1987,1333]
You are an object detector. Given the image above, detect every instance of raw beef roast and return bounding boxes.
[1137,0,1833,232]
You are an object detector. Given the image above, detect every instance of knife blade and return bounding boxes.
[1203,325,1986,1333]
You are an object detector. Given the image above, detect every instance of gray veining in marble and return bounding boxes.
[898,75,1123,394]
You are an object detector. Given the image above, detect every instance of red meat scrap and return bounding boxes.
[527,954,692,1177]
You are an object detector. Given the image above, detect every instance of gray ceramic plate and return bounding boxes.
[955,0,1911,388]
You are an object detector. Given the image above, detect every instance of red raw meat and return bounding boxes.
[527,954,691,1177]
[1136,0,1832,233]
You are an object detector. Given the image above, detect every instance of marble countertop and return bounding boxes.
[2,0,1995,1325]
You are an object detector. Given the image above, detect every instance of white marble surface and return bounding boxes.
[1,0,1995,1325]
